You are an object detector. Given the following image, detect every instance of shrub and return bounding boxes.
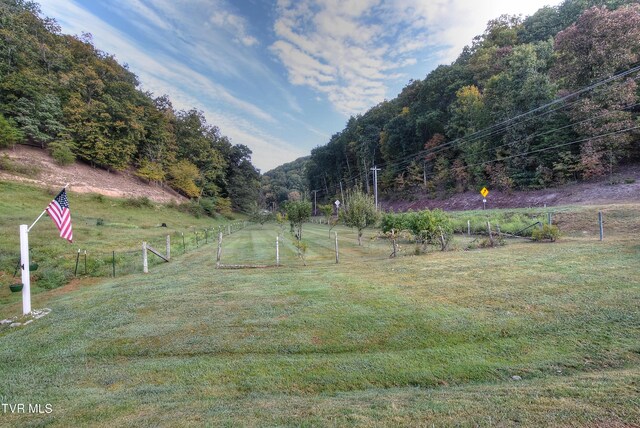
[135,160,165,182]
[0,154,40,176]
[48,140,76,166]
[122,196,154,208]
[531,224,560,242]
[340,188,379,246]
[0,113,22,148]
[406,209,453,251]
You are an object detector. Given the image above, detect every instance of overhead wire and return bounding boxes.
[308,63,640,199]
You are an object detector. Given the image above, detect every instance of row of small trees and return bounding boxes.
[275,188,453,252]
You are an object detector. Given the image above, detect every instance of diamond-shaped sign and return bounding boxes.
[480,187,489,197]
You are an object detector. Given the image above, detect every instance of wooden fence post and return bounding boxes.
[487,222,494,247]
[467,220,471,236]
[166,235,171,261]
[334,231,339,264]
[74,249,80,276]
[142,242,148,273]
[216,232,223,267]
[599,211,604,241]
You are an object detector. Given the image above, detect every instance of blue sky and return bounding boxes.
[37,0,562,172]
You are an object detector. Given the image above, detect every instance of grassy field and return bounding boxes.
[0,181,238,301]
[0,182,639,426]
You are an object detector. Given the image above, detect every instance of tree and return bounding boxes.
[340,188,379,246]
[319,203,338,235]
[406,209,453,251]
[0,113,23,148]
[168,160,201,198]
[285,200,311,241]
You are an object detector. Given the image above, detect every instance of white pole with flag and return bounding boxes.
[19,184,73,315]
[19,224,31,315]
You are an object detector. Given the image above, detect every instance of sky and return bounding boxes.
[37,0,563,172]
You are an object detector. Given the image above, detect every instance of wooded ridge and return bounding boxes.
[262,0,640,208]
[0,0,260,214]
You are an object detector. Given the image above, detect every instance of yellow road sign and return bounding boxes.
[480,187,489,197]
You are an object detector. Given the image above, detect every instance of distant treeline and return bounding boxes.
[0,0,260,214]
[297,0,640,204]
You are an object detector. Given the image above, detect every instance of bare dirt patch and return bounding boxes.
[383,165,640,211]
[0,145,187,203]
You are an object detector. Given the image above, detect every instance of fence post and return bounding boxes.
[598,211,604,241]
[112,251,115,277]
[205,229,208,244]
[84,250,87,275]
[228,225,231,235]
[467,220,471,236]
[276,236,280,267]
[335,231,339,264]
[216,232,223,267]
[166,235,171,261]
[195,231,199,248]
[74,249,80,276]
[142,242,148,273]
[487,222,494,247]
[548,212,552,225]
[182,232,185,253]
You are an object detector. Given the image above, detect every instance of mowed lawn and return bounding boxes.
[1,215,639,426]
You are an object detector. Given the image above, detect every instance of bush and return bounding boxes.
[122,196,154,208]
[531,224,560,242]
[380,211,410,233]
[406,209,453,251]
[0,154,40,176]
[48,140,76,166]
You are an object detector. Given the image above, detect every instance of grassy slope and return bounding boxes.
[0,183,638,426]
[0,181,232,303]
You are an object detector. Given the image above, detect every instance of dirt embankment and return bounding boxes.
[382,165,640,212]
[0,145,186,203]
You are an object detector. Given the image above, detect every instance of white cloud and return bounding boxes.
[272,0,564,117]
[271,0,428,116]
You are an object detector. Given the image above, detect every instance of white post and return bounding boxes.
[166,235,171,261]
[142,241,148,273]
[217,232,223,267]
[467,220,471,236]
[276,236,280,266]
[19,224,31,315]
[371,166,381,210]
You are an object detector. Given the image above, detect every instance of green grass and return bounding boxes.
[0,182,638,426]
[0,181,237,300]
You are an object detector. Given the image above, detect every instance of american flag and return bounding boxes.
[47,188,73,242]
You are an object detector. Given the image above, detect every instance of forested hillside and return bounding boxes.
[0,0,260,214]
[305,0,640,203]
[261,156,309,207]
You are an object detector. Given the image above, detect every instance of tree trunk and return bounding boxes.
[358,230,363,246]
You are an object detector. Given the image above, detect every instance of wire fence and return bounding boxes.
[0,221,250,292]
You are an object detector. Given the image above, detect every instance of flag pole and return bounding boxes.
[19,224,31,315]
[21,184,70,315]
[27,184,69,232]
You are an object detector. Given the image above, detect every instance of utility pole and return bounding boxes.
[370,166,381,211]
[312,190,319,216]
